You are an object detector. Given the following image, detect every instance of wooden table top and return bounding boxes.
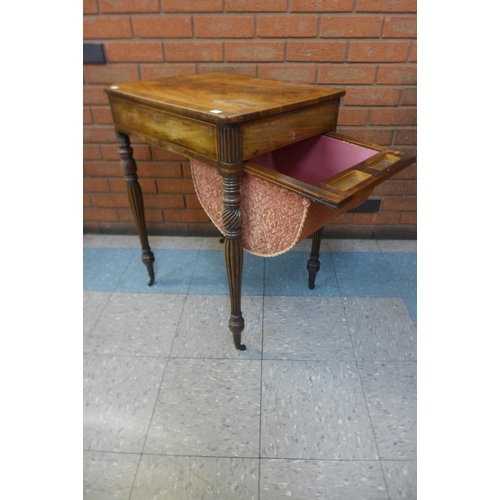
[104,73,345,125]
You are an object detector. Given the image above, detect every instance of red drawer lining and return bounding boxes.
[250,135,378,186]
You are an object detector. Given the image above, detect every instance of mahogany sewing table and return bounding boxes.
[104,73,414,351]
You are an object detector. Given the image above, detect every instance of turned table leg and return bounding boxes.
[307,227,324,290]
[221,171,246,351]
[116,132,155,286]
[218,125,245,350]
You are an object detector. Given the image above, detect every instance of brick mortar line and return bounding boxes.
[90,37,417,41]
[91,63,415,70]
[84,13,199,18]
[92,11,416,16]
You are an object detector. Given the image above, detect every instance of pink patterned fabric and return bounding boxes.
[191,160,327,257]
[191,135,378,256]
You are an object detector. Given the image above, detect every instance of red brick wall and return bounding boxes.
[84,0,417,238]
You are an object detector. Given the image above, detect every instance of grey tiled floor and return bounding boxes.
[83,235,417,499]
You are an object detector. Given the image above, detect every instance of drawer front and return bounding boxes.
[241,100,340,160]
[244,132,416,209]
[109,97,217,160]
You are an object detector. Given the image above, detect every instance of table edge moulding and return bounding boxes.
[103,72,416,351]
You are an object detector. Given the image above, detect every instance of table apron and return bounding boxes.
[109,97,218,161]
[241,100,339,160]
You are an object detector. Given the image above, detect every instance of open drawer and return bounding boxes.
[245,132,416,210]
[191,132,415,257]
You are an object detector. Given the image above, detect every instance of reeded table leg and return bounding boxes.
[218,124,245,350]
[117,132,155,286]
[307,227,324,290]
[221,172,246,351]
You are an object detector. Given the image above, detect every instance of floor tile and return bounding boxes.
[83,235,205,250]
[287,238,314,252]
[84,293,185,357]
[377,240,417,252]
[130,455,259,500]
[384,253,417,297]
[115,249,199,294]
[333,252,400,297]
[83,292,111,336]
[261,361,378,459]
[83,451,140,500]
[83,234,140,248]
[189,250,264,295]
[201,236,225,250]
[187,248,228,295]
[381,460,417,499]
[170,295,263,359]
[384,252,417,326]
[82,235,418,497]
[358,362,417,460]
[403,296,417,326]
[83,354,166,453]
[343,298,416,362]
[262,297,355,361]
[144,359,261,457]
[242,252,266,295]
[83,248,135,292]
[328,239,381,253]
[264,251,339,297]
[260,459,388,500]
[149,235,204,250]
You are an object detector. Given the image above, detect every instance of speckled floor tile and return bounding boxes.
[403,296,417,326]
[187,248,228,295]
[83,248,135,292]
[189,250,264,295]
[144,359,261,457]
[201,236,225,250]
[384,253,417,326]
[84,293,186,357]
[83,292,111,336]
[115,249,199,294]
[262,297,354,361]
[377,240,417,252]
[288,238,314,252]
[149,235,204,249]
[83,234,205,250]
[83,234,140,248]
[130,455,259,500]
[261,361,378,459]
[170,295,263,359]
[83,451,140,500]
[82,235,418,497]
[381,460,417,499]
[343,298,416,362]
[264,251,339,296]
[83,354,166,453]
[260,459,388,500]
[332,252,400,297]
[358,362,417,460]
[328,239,381,253]
[384,253,417,296]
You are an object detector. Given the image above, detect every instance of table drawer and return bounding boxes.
[241,100,340,159]
[244,132,416,210]
[192,132,415,256]
[109,97,218,160]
